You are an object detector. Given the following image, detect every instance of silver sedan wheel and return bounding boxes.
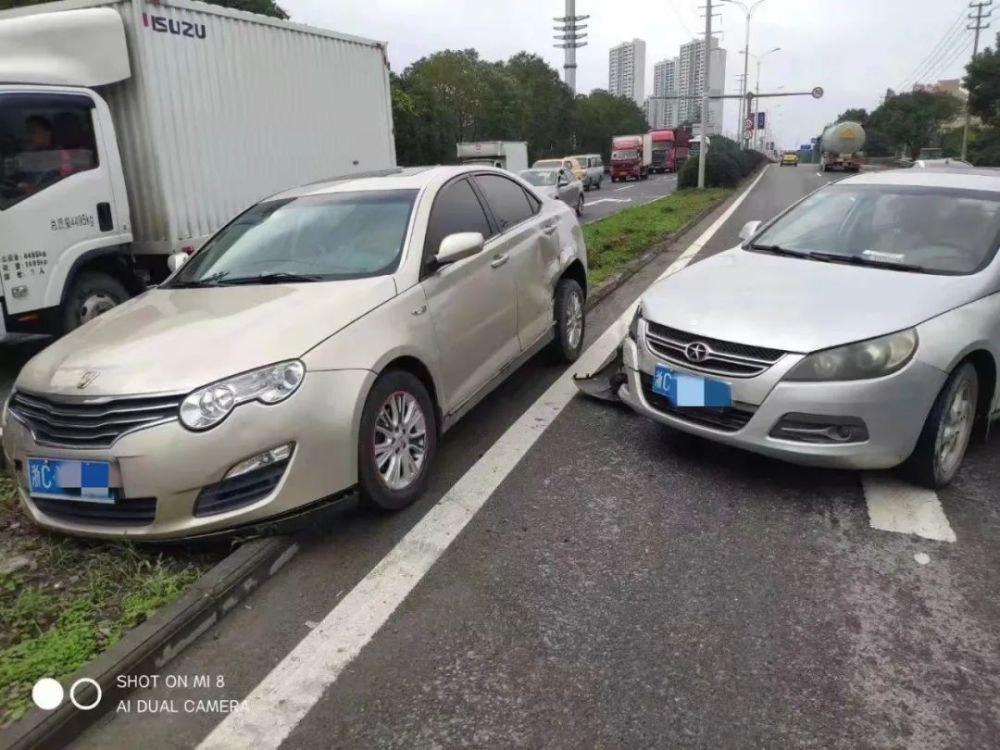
[79,293,118,325]
[565,290,584,350]
[934,373,976,481]
[373,391,427,491]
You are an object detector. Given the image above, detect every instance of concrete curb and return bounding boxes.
[0,536,299,750]
[582,180,746,313]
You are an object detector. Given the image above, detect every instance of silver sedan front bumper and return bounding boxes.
[618,329,948,470]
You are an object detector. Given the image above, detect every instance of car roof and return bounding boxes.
[268,165,512,200]
[836,167,1000,192]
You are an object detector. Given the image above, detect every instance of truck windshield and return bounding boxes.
[612,150,638,160]
[167,190,419,285]
[0,95,99,211]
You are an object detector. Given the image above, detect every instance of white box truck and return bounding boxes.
[0,0,396,340]
[456,141,528,173]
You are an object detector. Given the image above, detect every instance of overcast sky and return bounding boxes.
[283,0,986,149]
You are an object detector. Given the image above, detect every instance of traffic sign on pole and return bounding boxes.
[811,86,824,99]
[757,112,766,129]
[744,116,754,132]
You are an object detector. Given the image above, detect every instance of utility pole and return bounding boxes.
[962,0,992,161]
[553,0,589,93]
[698,0,714,189]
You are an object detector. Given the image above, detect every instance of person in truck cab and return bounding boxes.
[25,114,53,151]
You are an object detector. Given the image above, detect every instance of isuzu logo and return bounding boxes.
[77,371,99,390]
[144,13,207,40]
[684,342,710,363]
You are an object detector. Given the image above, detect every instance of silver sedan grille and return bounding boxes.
[644,322,786,378]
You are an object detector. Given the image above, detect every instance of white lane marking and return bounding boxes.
[615,184,635,191]
[197,166,771,750]
[587,198,633,206]
[862,473,956,543]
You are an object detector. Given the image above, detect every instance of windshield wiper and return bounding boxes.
[166,270,230,288]
[216,272,325,286]
[748,243,809,258]
[805,251,928,273]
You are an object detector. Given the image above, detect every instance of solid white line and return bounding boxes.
[862,473,956,543]
[197,166,771,750]
[615,184,635,191]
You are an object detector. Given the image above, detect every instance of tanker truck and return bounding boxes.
[820,121,866,172]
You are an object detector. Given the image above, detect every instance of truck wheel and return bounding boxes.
[62,272,129,333]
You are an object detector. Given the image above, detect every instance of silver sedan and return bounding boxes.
[519,168,584,217]
[595,167,1000,488]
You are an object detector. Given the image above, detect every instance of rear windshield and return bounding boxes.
[168,190,418,285]
[520,170,559,187]
[750,184,1000,275]
[612,150,638,160]
[533,159,562,169]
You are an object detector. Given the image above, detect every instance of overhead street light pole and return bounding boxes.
[698,0,714,189]
[720,0,770,149]
[740,47,781,151]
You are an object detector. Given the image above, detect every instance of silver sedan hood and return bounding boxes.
[17,277,396,396]
[642,247,992,353]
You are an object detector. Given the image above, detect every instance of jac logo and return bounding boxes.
[143,13,207,40]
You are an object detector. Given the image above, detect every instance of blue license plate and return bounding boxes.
[27,458,113,503]
[652,364,732,407]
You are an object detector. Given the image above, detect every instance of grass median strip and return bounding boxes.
[0,470,222,727]
[583,187,732,286]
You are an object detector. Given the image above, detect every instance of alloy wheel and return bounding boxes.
[935,375,976,481]
[373,390,427,491]
[565,290,583,350]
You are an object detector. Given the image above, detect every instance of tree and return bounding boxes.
[965,33,1000,126]
[837,108,869,124]
[0,0,289,15]
[505,53,575,161]
[868,90,961,159]
[573,90,648,166]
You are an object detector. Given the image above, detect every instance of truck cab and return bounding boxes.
[610,136,647,183]
[0,9,134,340]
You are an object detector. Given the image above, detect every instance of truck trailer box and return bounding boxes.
[0,0,395,336]
[457,141,528,172]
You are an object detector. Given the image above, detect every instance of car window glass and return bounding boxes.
[753,184,1000,274]
[0,96,99,211]
[475,174,534,232]
[169,190,418,284]
[423,178,493,261]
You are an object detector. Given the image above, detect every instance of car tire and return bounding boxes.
[575,193,584,217]
[61,271,129,334]
[902,362,978,489]
[358,370,438,512]
[549,277,585,363]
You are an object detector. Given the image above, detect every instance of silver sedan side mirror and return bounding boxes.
[436,232,485,266]
[738,220,762,241]
[167,252,189,273]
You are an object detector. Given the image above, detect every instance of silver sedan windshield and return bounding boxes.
[750,184,1000,275]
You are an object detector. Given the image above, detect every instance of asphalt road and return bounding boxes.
[582,171,678,224]
[27,164,1000,749]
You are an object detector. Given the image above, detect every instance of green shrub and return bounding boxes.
[678,152,743,188]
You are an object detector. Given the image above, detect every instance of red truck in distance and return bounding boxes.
[610,134,652,182]
[649,129,676,173]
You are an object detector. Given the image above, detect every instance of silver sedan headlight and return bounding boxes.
[180,360,305,431]
[786,329,918,381]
